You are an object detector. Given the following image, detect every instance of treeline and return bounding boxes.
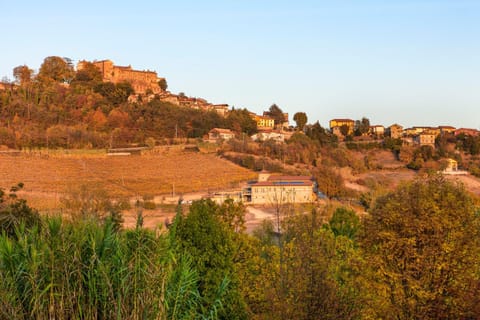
[1,176,480,319]
[0,56,257,149]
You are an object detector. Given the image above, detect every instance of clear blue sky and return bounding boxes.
[1,0,479,128]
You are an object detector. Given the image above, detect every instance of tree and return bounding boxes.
[60,184,115,219]
[74,61,102,83]
[158,78,168,91]
[328,207,360,240]
[94,81,134,105]
[339,124,350,137]
[293,112,307,131]
[226,108,257,135]
[313,165,346,198]
[354,117,370,136]
[361,176,480,319]
[37,56,75,84]
[173,199,248,319]
[265,104,285,127]
[255,209,365,320]
[306,121,337,146]
[13,65,33,86]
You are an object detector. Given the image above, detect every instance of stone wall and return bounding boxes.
[78,59,164,95]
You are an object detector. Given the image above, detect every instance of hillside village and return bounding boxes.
[4,1,480,318]
[76,60,480,150]
[3,57,478,146]
[3,56,480,319]
[2,57,480,204]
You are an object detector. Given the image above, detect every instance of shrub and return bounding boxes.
[143,201,156,210]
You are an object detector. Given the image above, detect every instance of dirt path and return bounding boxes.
[446,174,480,195]
[245,206,277,233]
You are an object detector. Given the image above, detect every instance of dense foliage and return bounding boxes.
[361,176,480,319]
[2,177,479,319]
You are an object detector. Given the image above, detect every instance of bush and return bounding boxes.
[0,183,40,238]
[143,201,156,210]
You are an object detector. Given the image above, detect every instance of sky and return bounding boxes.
[1,0,479,128]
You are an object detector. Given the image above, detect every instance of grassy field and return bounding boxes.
[0,146,256,210]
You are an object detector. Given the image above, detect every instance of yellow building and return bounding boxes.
[329,119,355,136]
[444,158,458,172]
[423,127,441,137]
[438,126,456,135]
[253,114,275,130]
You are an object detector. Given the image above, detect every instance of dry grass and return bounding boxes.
[0,147,256,210]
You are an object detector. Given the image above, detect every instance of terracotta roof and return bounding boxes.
[252,181,313,187]
[251,175,314,187]
[268,175,313,181]
[413,126,435,129]
[330,118,354,122]
[210,128,234,134]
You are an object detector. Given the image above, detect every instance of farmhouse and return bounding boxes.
[244,172,317,205]
[208,128,235,142]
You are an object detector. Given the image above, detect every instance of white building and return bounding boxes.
[251,131,285,143]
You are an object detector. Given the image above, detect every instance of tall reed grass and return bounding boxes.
[0,216,227,319]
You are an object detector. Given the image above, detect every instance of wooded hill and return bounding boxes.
[0,56,257,149]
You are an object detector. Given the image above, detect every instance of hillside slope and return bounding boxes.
[0,147,256,209]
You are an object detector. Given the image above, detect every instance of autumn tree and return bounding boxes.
[13,65,33,86]
[265,104,285,127]
[285,132,319,164]
[305,121,337,146]
[313,165,346,198]
[254,208,365,320]
[293,112,307,131]
[37,56,75,84]
[73,61,102,83]
[361,176,480,319]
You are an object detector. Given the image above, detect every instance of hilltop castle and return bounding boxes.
[77,59,165,95]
